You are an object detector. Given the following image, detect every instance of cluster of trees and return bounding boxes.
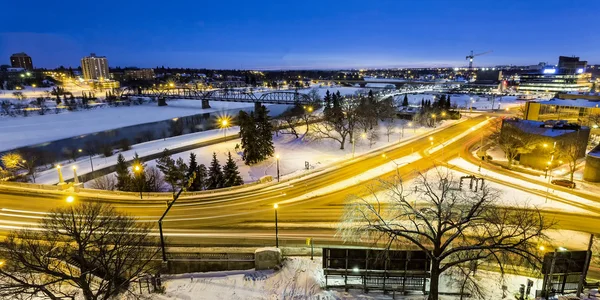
[238,105,275,165]
[413,94,458,127]
[311,90,396,150]
[0,152,38,182]
[1,87,149,118]
[100,151,243,192]
[498,121,583,181]
[340,170,551,300]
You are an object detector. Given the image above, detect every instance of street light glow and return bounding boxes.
[539,245,545,251]
[134,165,141,172]
[275,154,280,159]
[66,196,74,203]
[274,203,278,209]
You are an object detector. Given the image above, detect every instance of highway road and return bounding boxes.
[1,114,599,252]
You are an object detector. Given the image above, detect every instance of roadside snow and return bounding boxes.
[153,256,557,300]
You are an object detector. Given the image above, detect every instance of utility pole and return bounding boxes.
[158,173,195,262]
[577,234,594,297]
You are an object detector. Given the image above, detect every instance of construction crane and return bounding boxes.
[466,50,493,69]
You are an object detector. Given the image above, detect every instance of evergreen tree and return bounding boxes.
[222,152,243,187]
[446,95,452,109]
[323,90,332,115]
[196,164,208,191]
[115,153,130,191]
[255,105,275,160]
[187,153,202,191]
[206,152,223,190]
[421,99,424,108]
[402,94,409,107]
[156,149,177,191]
[239,110,261,164]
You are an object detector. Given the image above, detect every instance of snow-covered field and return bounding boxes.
[154,256,566,300]
[0,100,255,152]
[80,119,455,188]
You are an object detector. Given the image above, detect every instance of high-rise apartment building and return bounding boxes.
[10,52,33,70]
[81,53,109,80]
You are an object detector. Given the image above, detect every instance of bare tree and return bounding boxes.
[88,174,117,190]
[12,92,24,101]
[498,122,540,169]
[557,135,583,182]
[385,119,395,142]
[311,95,359,150]
[0,202,160,300]
[367,129,379,148]
[339,169,550,300]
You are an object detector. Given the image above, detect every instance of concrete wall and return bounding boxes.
[165,260,255,274]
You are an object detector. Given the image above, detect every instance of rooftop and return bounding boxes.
[538,98,600,108]
[504,119,587,137]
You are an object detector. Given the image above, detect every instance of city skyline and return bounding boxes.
[2,0,600,69]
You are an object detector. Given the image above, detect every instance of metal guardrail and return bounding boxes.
[165,252,254,262]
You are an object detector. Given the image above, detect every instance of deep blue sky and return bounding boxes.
[1,0,598,69]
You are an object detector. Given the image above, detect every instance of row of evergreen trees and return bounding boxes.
[238,105,274,165]
[114,151,243,193]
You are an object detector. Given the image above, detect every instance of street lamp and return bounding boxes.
[274,203,279,248]
[545,246,568,297]
[275,154,280,182]
[79,149,94,173]
[431,114,437,128]
[66,196,75,203]
[219,117,231,137]
[133,165,143,199]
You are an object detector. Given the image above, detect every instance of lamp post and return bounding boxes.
[275,154,280,182]
[56,165,64,185]
[274,203,279,248]
[219,117,230,138]
[133,165,143,199]
[79,149,94,173]
[431,114,437,128]
[545,246,567,298]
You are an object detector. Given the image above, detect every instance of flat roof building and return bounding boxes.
[518,56,592,93]
[81,53,109,80]
[10,52,33,70]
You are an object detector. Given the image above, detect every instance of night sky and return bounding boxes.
[2,0,598,69]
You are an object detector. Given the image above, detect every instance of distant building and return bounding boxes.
[518,56,592,93]
[89,80,120,89]
[81,53,109,80]
[124,68,155,80]
[461,70,504,93]
[500,118,590,170]
[10,52,33,70]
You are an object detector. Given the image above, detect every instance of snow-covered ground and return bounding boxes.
[448,157,600,215]
[80,118,456,188]
[0,100,255,152]
[154,256,586,300]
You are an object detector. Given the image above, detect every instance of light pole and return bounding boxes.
[79,149,94,173]
[274,203,279,248]
[133,165,143,199]
[275,154,280,182]
[219,117,230,138]
[431,114,437,128]
[545,246,567,298]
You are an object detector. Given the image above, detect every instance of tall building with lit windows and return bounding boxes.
[518,56,592,93]
[10,52,33,70]
[81,53,109,80]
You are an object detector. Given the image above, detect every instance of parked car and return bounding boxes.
[551,179,576,189]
